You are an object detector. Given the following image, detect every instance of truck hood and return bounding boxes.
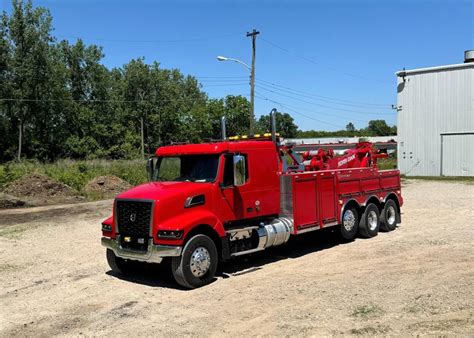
[116,181,212,202]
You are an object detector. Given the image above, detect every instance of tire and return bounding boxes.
[106,248,136,275]
[358,203,380,238]
[380,199,398,232]
[171,234,218,289]
[340,206,359,241]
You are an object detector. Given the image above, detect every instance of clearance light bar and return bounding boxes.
[228,133,280,141]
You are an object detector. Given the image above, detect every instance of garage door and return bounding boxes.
[441,133,474,176]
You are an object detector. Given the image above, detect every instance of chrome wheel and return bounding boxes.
[343,209,356,231]
[387,205,396,225]
[367,210,378,231]
[190,246,211,277]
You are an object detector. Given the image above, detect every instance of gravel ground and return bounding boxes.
[0,180,473,336]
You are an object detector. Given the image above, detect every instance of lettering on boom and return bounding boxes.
[338,154,356,168]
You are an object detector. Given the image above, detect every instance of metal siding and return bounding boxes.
[442,134,474,176]
[397,64,474,176]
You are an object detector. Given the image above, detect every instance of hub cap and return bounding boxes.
[190,247,211,278]
[387,206,396,225]
[368,210,378,231]
[343,209,356,231]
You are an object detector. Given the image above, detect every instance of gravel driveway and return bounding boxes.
[1,180,473,336]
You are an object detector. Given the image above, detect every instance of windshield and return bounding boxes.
[153,155,220,183]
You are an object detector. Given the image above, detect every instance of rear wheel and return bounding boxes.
[358,203,380,238]
[340,207,359,241]
[171,234,218,289]
[106,249,136,275]
[380,199,398,232]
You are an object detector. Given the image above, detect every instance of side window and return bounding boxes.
[223,154,234,186]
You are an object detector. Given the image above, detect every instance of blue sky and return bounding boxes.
[2,0,473,131]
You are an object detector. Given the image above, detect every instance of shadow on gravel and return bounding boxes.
[105,259,185,290]
[218,227,342,278]
[107,227,344,289]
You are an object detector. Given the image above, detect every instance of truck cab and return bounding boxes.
[102,113,403,289]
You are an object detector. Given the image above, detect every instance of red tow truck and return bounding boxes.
[101,110,403,288]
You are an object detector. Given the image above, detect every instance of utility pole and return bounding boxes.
[246,29,259,135]
[138,91,145,158]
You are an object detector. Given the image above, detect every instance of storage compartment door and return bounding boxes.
[293,177,318,227]
[319,176,337,225]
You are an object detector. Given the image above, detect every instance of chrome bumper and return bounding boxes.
[101,236,182,264]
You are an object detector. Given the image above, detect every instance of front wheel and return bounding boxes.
[171,234,218,289]
[106,248,136,275]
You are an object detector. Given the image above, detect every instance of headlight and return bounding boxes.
[157,230,183,239]
[102,223,112,232]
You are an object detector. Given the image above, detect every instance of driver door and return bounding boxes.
[220,153,247,221]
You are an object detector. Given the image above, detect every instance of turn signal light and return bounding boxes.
[158,230,183,240]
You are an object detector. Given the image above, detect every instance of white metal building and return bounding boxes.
[396,51,474,176]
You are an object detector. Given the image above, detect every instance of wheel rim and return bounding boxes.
[367,210,378,231]
[387,206,396,225]
[190,246,211,278]
[343,209,356,231]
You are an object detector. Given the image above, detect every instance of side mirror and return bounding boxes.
[233,154,246,186]
[146,158,154,182]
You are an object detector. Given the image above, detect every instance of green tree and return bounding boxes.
[2,0,57,160]
[366,120,394,136]
[208,95,252,139]
[346,122,355,132]
[257,111,298,138]
[0,14,13,160]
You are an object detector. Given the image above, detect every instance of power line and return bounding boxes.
[201,83,248,87]
[256,78,392,108]
[269,99,369,123]
[0,97,206,103]
[255,93,344,129]
[255,91,396,135]
[195,76,248,80]
[255,84,394,115]
[260,37,392,85]
[57,32,241,44]
[199,79,249,84]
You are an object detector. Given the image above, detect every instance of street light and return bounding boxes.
[216,55,251,70]
[217,55,255,134]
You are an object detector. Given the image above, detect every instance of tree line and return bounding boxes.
[0,0,395,163]
[297,121,397,139]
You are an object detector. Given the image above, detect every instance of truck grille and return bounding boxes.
[116,200,153,251]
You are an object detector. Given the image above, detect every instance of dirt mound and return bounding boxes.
[3,174,83,206]
[0,192,27,209]
[83,175,131,198]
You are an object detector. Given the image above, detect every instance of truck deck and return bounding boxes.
[281,168,401,234]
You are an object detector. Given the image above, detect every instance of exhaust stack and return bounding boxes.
[270,108,277,143]
[221,116,227,140]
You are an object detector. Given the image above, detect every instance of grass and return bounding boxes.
[377,157,397,170]
[0,159,148,193]
[350,325,390,335]
[0,263,20,272]
[0,222,44,238]
[351,304,384,319]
